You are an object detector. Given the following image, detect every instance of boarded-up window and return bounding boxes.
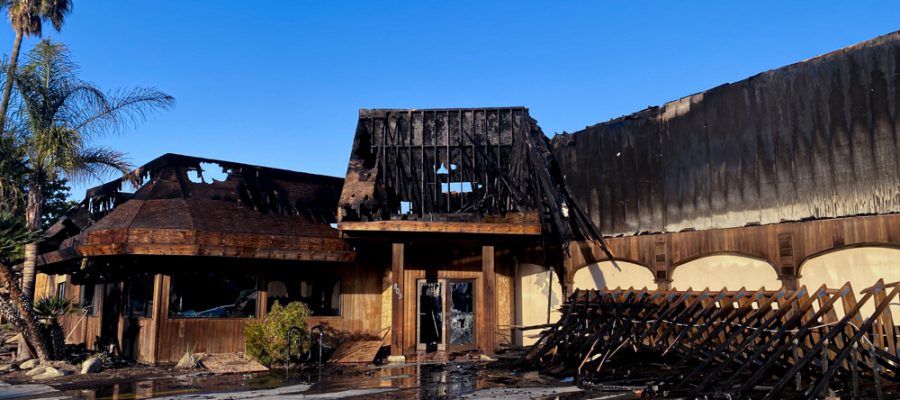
[169,272,257,318]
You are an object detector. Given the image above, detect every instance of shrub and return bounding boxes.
[244,301,310,366]
[34,296,76,321]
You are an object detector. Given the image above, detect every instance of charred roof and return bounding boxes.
[338,107,611,256]
[38,153,353,267]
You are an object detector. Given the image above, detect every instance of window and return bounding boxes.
[169,272,257,318]
[56,281,66,299]
[267,275,341,316]
[122,274,154,318]
[79,284,100,316]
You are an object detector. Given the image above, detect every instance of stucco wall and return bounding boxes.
[799,247,900,318]
[573,261,657,291]
[515,263,562,346]
[671,255,781,290]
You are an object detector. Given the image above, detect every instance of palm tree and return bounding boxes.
[0,0,72,135]
[16,39,174,301]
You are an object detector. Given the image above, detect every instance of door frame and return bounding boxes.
[415,278,477,352]
[446,278,477,352]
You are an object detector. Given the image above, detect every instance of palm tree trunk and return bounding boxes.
[0,262,51,362]
[22,178,44,301]
[0,30,23,135]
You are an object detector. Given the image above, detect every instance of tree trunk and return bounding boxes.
[0,30,23,136]
[0,262,51,362]
[22,178,44,302]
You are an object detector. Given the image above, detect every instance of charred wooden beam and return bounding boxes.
[522,281,900,399]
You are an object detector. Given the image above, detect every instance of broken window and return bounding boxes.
[79,284,100,316]
[122,273,154,318]
[266,275,341,317]
[169,272,258,318]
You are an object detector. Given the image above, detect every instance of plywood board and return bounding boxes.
[328,340,383,363]
[199,353,269,374]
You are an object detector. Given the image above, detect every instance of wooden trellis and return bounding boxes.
[522,280,900,399]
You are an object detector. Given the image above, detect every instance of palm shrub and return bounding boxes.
[34,295,75,356]
[245,301,311,366]
[34,295,75,321]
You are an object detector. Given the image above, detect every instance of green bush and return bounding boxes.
[244,301,311,366]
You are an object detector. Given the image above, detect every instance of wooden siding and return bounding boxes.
[396,244,514,354]
[552,31,900,236]
[56,261,381,364]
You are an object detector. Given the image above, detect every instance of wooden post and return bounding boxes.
[146,274,164,364]
[390,243,405,360]
[481,245,496,355]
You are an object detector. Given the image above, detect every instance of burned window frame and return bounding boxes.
[265,274,342,317]
[122,273,155,318]
[79,283,100,316]
[168,271,259,319]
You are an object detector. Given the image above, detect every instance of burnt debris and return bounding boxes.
[522,281,900,399]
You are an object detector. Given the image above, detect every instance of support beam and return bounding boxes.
[481,245,496,355]
[390,243,405,360]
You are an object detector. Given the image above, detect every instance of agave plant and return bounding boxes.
[33,295,75,322]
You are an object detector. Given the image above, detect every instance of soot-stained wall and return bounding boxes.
[552,31,900,237]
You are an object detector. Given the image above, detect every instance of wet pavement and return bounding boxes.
[0,361,640,399]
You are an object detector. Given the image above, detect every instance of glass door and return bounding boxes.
[417,280,445,351]
[448,280,475,350]
[416,279,476,352]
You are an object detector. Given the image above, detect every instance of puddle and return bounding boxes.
[19,361,610,399]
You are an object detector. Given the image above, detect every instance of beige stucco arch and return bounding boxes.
[671,254,781,290]
[573,260,656,291]
[515,263,562,346]
[799,245,900,318]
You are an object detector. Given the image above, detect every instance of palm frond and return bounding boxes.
[10,39,173,190]
[38,0,71,32]
[71,87,175,139]
[2,0,71,36]
[62,146,132,185]
[0,210,35,264]
[33,295,75,320]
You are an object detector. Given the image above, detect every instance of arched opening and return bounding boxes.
[671,254,780,290]
[799,246,900,318]
[573,260,656,291]
[514,263,562,346]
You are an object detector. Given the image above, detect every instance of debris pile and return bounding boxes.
[522,280,900,399]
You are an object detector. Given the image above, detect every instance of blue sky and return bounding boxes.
[1,1,898,197]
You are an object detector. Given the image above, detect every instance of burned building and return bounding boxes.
[337,107,600,358]
[34,154,366,363]
[554,30,900,300]
[34,31,900,363]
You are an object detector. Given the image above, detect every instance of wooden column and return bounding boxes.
[390,243,405,357]
[145,274,164,364]
[481,245,496,355]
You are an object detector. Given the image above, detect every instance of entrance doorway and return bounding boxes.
[416,279,475,351]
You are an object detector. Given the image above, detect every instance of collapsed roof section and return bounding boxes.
[38,153,354,268]
[338,107,608,250]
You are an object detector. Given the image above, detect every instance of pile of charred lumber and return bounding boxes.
[522,280,900,399]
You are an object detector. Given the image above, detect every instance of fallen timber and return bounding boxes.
[521,280,900,399]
